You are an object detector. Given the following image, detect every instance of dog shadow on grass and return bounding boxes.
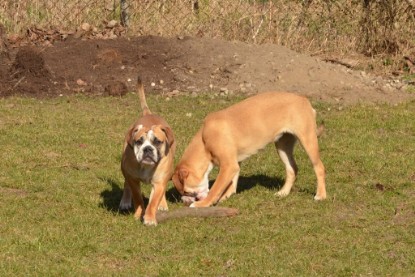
[236,174,284,194]
[99,177,128,214]
[99,174,284,213]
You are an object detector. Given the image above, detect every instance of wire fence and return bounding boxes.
[1,0,415,56]
[1,0,284,44]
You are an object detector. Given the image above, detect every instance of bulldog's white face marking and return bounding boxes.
[133,129,160,166]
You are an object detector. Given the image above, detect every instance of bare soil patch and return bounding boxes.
[1,35,414,104]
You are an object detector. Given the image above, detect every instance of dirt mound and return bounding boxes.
[0,24,11,95]
[10,47,54,96]
[0,35,414,104]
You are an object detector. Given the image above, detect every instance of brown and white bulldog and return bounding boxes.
[119,77,175,226]
[172,92,326,208]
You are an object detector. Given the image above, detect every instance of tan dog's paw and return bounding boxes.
[158,205,168,211]
[143,216,158,226]
[189,200,210,208]
[275,189,290,198]
[314,194,326,201]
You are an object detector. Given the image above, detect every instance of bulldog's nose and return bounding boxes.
[143,146,153,154]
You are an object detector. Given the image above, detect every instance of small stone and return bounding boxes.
[81,23,91,32]
[76,79,87,86]
[107,20,118,28]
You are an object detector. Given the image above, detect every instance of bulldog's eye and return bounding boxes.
[153,138,162,146]
[135,137,144,145]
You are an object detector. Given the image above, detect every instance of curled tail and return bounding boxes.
[137,76,151,116]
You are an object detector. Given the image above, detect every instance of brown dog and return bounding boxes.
[119,77,175,226]
[172,92,326,208]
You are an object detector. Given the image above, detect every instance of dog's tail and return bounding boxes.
[137,76,151,116]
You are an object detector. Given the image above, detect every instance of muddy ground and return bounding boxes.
[1,34,414,105]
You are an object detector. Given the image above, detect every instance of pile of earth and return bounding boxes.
[0,32,413,104]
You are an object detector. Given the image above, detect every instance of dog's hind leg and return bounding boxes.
[275,133,298,197]
[296,129,326,200]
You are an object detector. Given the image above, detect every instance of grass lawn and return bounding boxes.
[0,93,414,276]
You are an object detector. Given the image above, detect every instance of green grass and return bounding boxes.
[0,93,414,276]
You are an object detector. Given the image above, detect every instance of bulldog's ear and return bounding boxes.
[160,126,175,155]
[161,126,174,146]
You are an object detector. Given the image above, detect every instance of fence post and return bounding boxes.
[120,0,129,27]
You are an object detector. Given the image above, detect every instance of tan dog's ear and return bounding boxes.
[172,168,188,195]
[179,168,189,180]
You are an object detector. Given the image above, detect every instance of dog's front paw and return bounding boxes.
[133,207,143,220]
[143,216,158,226]
[119,200,133,211]
[158,205,169,211]
[314,194,326,201]
[189,200,210,208]
[275,189,290,198]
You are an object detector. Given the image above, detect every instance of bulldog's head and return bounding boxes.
[128,124,174,166]
[172,163,212,205]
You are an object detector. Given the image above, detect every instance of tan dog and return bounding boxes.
[172,92,326,207]
[119,77,175,226]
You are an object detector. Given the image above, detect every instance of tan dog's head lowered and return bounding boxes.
[172,165,211,205]
[127,124,174,166]
[172,131,212,205]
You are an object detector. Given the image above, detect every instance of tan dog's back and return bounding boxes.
[202,92,317,160]
[173,91,326,207]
